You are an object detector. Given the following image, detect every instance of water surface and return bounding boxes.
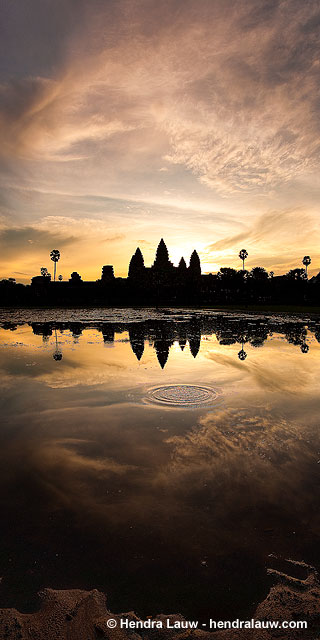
[0,310,320,621]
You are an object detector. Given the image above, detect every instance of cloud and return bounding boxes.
[0,226,77,260]
[1,0,320,277]
[207,207,316,252]
[1,0,320,193]
[101,234,125,244]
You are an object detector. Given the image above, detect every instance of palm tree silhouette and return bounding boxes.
[50,249,60,282]
[239,249,248,271]
[302,255,311,277]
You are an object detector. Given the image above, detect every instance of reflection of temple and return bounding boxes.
[178,329,187,351]
[70,323,83,343]
[154,339,170,369]
[128,325,144,361]
[100,325,115,343]
[22,316,316,368]
[188,321,201,358]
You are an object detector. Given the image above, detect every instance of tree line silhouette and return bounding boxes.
[0,239,319,307]
[1,315,317,368]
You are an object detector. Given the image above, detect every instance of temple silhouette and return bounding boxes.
[128,238,201,284]
[1,238,320,307]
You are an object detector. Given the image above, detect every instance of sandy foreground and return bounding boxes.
[0,560,319,640]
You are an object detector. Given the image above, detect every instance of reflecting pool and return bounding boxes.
[0,310,320,622]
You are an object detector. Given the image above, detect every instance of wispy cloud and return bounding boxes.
[2,0,320,191]
[1,0,320,278]
[0,226,77,259]
[207,208,315,252]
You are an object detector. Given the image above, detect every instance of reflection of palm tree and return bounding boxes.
[50,249,60,282]
[239,249,248,271]
[300,343,309,354]
[238,340,247,361]
[302,255,311,278]
[53,329,63,361]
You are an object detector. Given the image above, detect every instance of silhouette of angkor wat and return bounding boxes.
[1,315,316,368]
[1,238,320,307]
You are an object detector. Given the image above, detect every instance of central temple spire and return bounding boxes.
[153,238,170,269]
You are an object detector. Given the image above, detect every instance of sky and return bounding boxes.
[1,0,320,282]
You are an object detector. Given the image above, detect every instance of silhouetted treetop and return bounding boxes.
[302,255,311,277]
[239,248,248,270]
[40,267,50,278]
[286,268,306,280]
[70,271,82,283]
[250,267,269,281]
[50,249,60,282]
[219,267,238,279]
[50,250,60,262]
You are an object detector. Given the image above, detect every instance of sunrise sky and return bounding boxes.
[1,0,320,282]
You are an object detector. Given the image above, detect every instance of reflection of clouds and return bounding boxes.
[42,359,127,389]
[162,407,319,522]
[207,351,311,393]
[1,434,136,520]
[0,338,129,389]
[166,408,298,473]
[1,398,320,562]
[1,325,320,543]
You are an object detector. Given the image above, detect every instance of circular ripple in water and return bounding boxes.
[146,384,219,408]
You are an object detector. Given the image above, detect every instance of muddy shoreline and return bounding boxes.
[0,560,319,640]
